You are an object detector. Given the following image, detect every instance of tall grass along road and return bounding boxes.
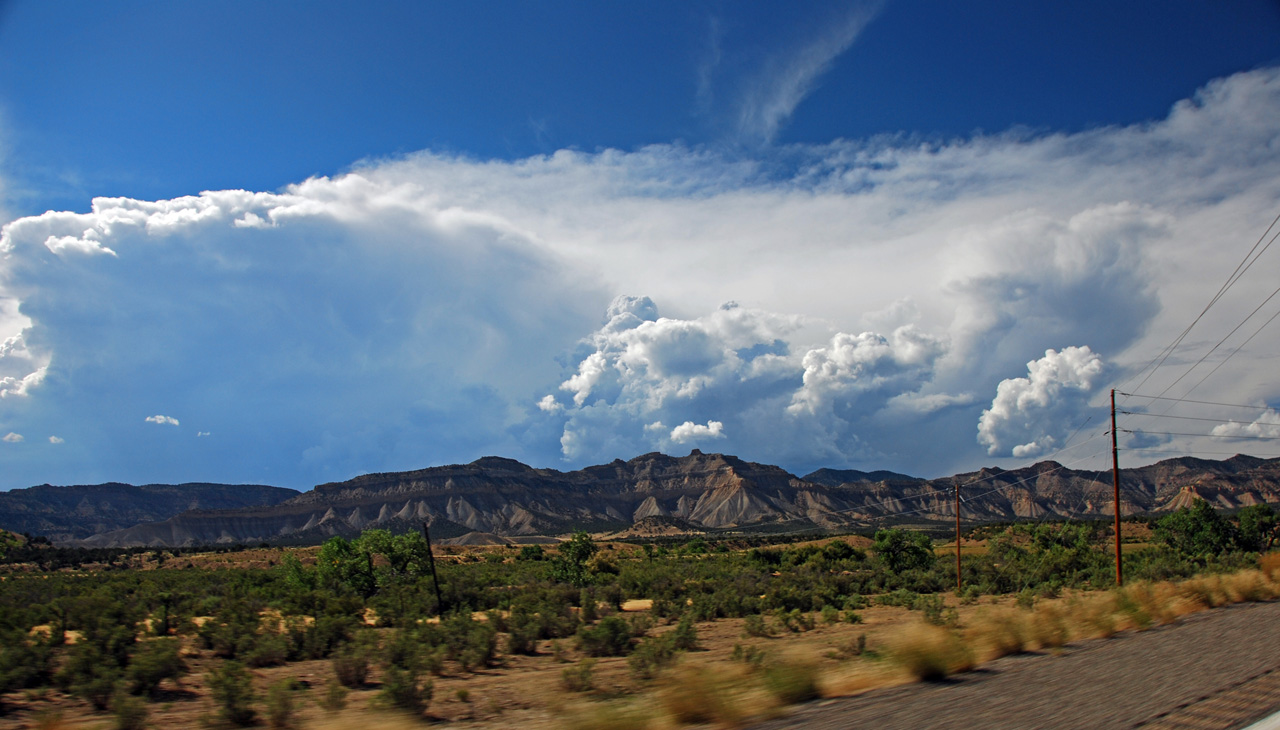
[751,600,1280,730]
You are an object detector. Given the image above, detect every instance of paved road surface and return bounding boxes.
[750,600,1280,730]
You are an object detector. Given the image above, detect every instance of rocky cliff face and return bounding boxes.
[64,452,1280,548]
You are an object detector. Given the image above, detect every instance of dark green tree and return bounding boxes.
[1155,500,1237,558]
[550,531,598,587]
[316,536,376,598]
[1236,504,1279,553]
[872,528,935,573]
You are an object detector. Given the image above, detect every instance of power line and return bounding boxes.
[1123,210,1280,395]
[1178,305,1280,401]
[1121,447,1280,458]
[1121,428,1280,441]
[1153,279,1280,400]
[1117,411,1256,425]
[1116,392,1276,411]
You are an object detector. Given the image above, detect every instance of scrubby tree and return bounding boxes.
[1236,504,1279,553]
[872,528,935,573]
[1155,500,1237,558]
[550,531,598,586]
[316,536,376,598]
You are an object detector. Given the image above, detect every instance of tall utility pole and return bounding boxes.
[1111,389,1123,586]
[955,481,962,595]
[421,521,445,614]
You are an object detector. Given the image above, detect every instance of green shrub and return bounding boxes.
[318,680,348,713]
[576,616,633,657]
[245,632,289,668]
[579,588,598,623]
[561,658,595,692]
[126,637,186,696]
[729,642,767,668]
[209,661,257,727]
[378,665,431,715]
[843,594,868,610]
[628,635,676,679]
[111,690,148,730]
[627,613,655,637]
[266,678,299,729]
[775,608,814,632]
[743,613,772,638]
[505,609,541,655]
[331,648,368,688]
[670,615,698,651]
[440,614,497,671]
[762,661,820,705]
[57,642,123,710]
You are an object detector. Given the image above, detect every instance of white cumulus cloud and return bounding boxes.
[669,420,726,443]
[2,68,1280,484]
[3,432,23,442]
[145,415,180,426]
[48,435,63,444]
[977,346,1105,458]
[1211,409,1280,439]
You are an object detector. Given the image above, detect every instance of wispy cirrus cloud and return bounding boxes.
[734,2,884,145]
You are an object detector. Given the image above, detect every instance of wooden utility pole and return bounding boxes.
[421,521,445,614]
[1111,389,1123,586]
[955,481,962,595]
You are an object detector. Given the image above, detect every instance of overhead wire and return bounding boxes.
[1177,305,1280,402]
[1115,392,1275,411]
[1121,210,1280,396]
[1121,429,1280,441]
[1151,279,1280,400]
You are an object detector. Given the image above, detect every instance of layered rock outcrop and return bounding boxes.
[45,452,1280,548]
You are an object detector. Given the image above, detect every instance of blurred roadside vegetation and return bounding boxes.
[0,502,1275,722]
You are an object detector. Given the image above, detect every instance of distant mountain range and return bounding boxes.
[0,482,299,542]
[3,451,1278,548]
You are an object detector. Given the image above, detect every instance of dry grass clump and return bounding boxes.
[1219,569,1279,603]
[1259,552,1280,580]
[1024,602,1069,650]
[760,660,821,706]
[885,622,973,681]
[1179,575,1231,608]
[1065,592,1120,639]
[656,664,750,728]
[819,662,907,698]
[562,699,656,730]
[1117,582,1187,628]
[964,606,1027,661]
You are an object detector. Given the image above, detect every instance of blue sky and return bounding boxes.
[2,1,1280,490]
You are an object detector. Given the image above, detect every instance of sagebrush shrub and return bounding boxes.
[331,649,368,688]
[576,616,633,657]
[560,658,595,692]
[627,635,676,680]
[378,665,431,715]
[111,690,148,730]
[762,660,820,705]
[209,661,256,727]
[670,615,698,651]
